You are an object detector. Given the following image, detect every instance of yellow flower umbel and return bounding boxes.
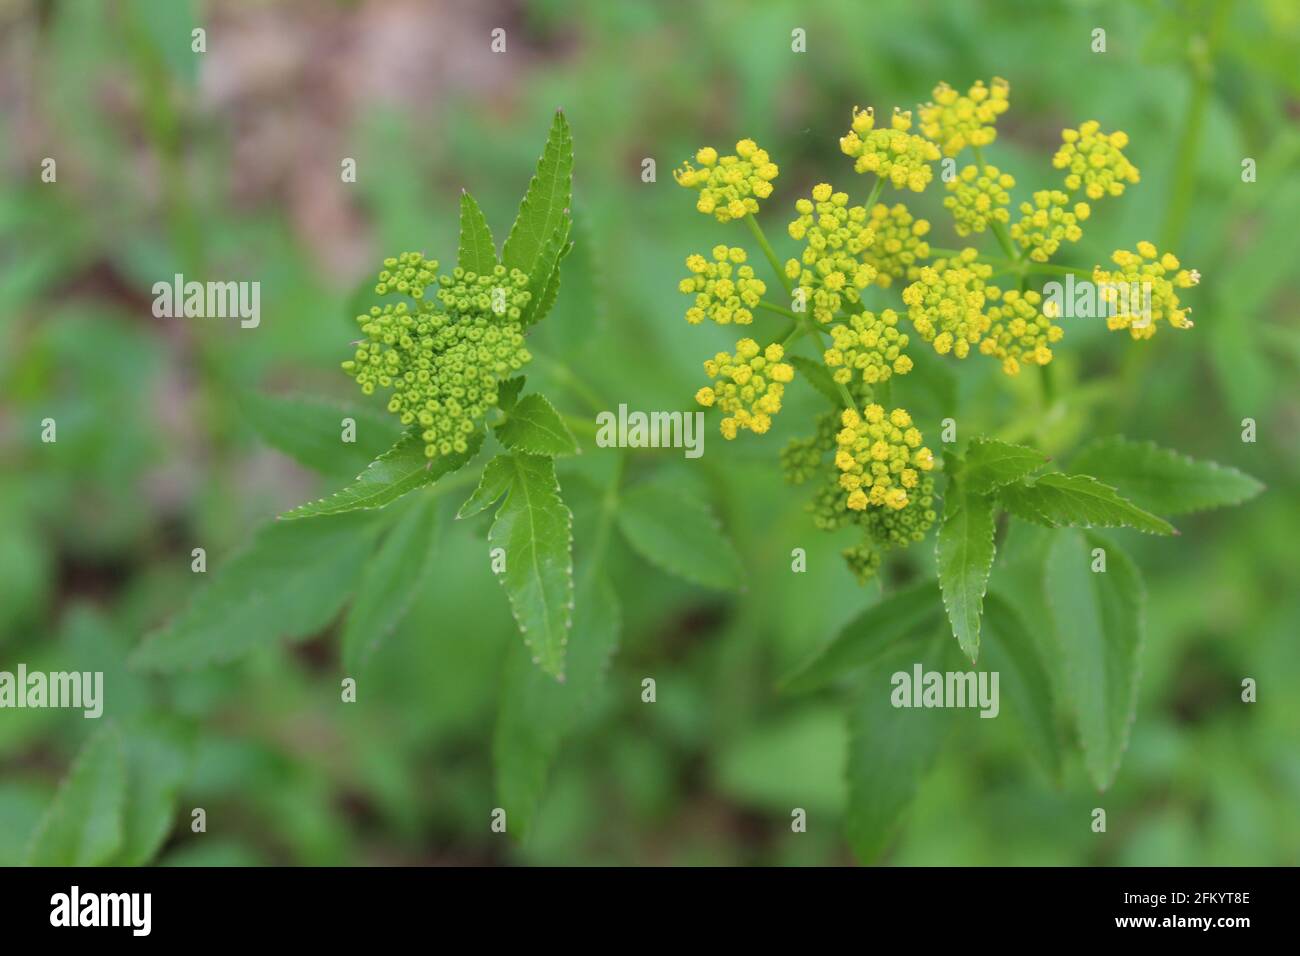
[674,140,780,223]
[944,164,1015,237]
[862,203,931,287]
[1052,121,1139,200]
[678,245,766,325]
[901,249,995,358]
[918,77,1011,156]
[979,288,1064,375]
[839,107,940,192]
[695,339,795,438]
[824,309,913,386]
[1009,189,1090,263]
[784,183,878,324]
[1091,241,1200,340]
[833,405,935,511]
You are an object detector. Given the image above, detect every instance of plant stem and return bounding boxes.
[745,213,793,296]
[864,174,886,210]
[972,145,1020,262]
[757,299,798,320]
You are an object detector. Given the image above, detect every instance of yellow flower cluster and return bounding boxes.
[839,107,940,192]
[678,245,766,325]
[1092,241,1200,340]
[783,183,878,324]
[1009,189,1091,262]
[695,338,795,438]
[901,249,995,358]
[918,77,1011,156]
[673,140,779,223]
[1052,121,1139,200]
[978,288,1064,376]
[824,309,913,386]
[944,164,1015,236]
[833,405,935,511]
[861,203,931,287]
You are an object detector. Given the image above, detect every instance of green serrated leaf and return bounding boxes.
[495,393,578,456]
[457,191,499,275]
[130,511,380,671]
[488,454,574,679]
[781,580,942,693]
[341,494,440,671]
[936,467,997,662]
[1044,529,1144,790]
[521,221,572,328]
[616,483,744,590]
[498,376,526,413]
[962,436,1048,494]
[281,429,483,520]
[982,592,1061,781]
[789,355,843,406]
[108,723,193,866]
[999,472,1176,535]
[503,110,573,280]
[845,632,952,863]
[1070,436,1264,515]
[494,570,619,840]
[25,725,126,866]
[241,392,404,477]
[457,454,514,519]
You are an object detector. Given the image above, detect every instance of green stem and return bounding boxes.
[757,299,798,320]
[864,174,886,210]
[745,213,793,296]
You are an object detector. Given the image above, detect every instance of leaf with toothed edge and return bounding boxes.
[495,393,578,456]
[936,456,997,663]
[1044,529,1144,791]
[279,429,484,520]
[25,724,126,866]
[999,472,1176,535]
[1069,436,1264,516]
[130,511,381,671]
[616,483,744,591]
[483,452,574,679]
[962,437,1049,495]
[503,110,573,281]
[522,221,572,328]
[457,191,499,275]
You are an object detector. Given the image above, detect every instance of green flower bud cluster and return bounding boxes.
[901,249,996,358]
[1009,189,1090,263]
[979,288,1063,376]
[783,183,877,325]
[342,253,533,459]
[1052,121,1139,200]
[673,140,779,223]
[695,338,795,439]
[679,245,766,326]
[943,164,1015,237]
[780,410,840,485]
[824,309,914,386]
[861,203,931,288]
[918,77,1011,157]
[841,541,883,584]
[1092,241,1199,340]
[839,107,940,192]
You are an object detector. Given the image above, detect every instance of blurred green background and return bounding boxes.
[1,0,1298,865]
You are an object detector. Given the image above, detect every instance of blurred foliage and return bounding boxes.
[0,0,1297,865]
